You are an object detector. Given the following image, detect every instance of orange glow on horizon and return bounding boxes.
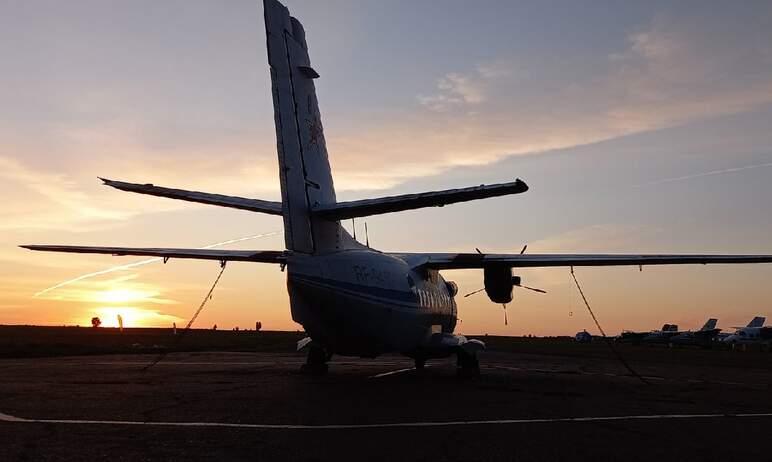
[87,306,182,328]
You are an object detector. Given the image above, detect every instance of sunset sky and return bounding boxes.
[2,0,772,335]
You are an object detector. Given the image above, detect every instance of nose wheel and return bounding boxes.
[300,345,330,375]
[456,351,480,378]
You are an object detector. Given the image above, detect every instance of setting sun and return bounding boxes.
[92,288,151,304]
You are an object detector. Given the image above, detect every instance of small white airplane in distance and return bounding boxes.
[22,0,772,376]
[722,316,768,344]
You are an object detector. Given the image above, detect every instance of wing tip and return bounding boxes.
[19,245,47,251]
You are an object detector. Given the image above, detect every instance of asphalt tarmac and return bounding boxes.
[1,348,771,461]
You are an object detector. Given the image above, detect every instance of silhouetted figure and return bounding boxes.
[91,317,101,328]
[213,324,217,331]
[255,321,262,332]
[117,314,123,332]
[173,322,177,335]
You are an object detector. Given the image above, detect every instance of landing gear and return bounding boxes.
[414,357,426,370]
[456,351,480,378]
[300,345,329,375]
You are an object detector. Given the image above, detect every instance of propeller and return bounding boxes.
[517,284,547,294]
[463,282,546,297]
[463,287,486,298]
[462,244,544,325]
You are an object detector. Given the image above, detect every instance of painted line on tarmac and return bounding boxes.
[5,360,413,368]
[487,365,766,388]
[369,366,430,379]
[2,411,772,430]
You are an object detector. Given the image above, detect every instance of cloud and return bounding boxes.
[635,161,772,188]
[3,4,772,200]
[417,65,508,111]
[0,156,135,231]
[329,8,772,191]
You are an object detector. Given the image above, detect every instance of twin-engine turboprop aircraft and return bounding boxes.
[22,0,772,375]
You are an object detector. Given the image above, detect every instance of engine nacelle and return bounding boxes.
[445,281,458,297]
[484,266,514,304]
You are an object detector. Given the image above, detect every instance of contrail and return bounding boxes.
[636,161,772,187]
[33,231,279,297]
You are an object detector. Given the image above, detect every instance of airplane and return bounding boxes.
[21,0,772,376]
[722,316,768,345]
[669,318,721,347]
[574,330,592,343]
[641,324,682,345]
[617,323,678,345]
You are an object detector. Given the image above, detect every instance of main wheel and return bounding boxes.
[414,358,426,370]
[301,345,329,376]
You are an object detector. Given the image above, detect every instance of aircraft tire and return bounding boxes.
[456,352,480,378]
[301,345,329,375]
[300,363,328,375]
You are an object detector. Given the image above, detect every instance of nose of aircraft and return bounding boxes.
[722,335,738,343]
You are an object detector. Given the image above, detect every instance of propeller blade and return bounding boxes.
[503,304,508,326]
[520,244,527,255]
[516,284,547,294]
[464,287,486,298]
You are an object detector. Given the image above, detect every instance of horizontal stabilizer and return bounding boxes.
[312,179,528,221]
[395,252,772,270]
[100,178,283,216]
[21,245,286,264]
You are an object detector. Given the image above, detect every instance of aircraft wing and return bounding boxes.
[100,178,283,215]
[394,253,772,270]
[312,180,528,220]
[20,245,287,264]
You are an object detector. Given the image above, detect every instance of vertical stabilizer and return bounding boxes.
[264,0,341,253]
[748,316,766,328]
[700,318,718,331]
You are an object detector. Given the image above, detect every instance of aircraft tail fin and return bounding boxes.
[264,0,341,254]
[748,316,766,328]
[701,318,718,331]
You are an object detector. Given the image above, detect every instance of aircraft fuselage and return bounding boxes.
[286,249,458,357]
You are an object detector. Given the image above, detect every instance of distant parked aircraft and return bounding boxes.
[722,317,768,345]
[641,324,682,344]
[575,330,592,343]
[21,0,772,375]
[669,319,721,347]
